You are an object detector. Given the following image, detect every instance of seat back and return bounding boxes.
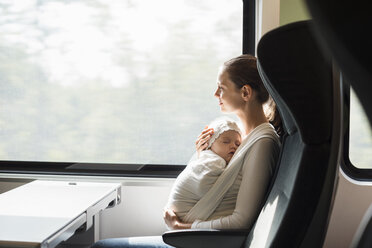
[245,20,340,248]
[304,0,372,127]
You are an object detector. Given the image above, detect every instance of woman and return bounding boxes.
[91,54,281,247]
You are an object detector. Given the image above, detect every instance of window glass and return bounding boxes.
[0,0,242,165]
[349,89,372,168]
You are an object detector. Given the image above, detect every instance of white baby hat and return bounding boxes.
[207,117,242,149]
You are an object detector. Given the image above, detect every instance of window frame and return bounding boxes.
[0,0,256,178]
[341,81,372,181]
[0,160,185,178]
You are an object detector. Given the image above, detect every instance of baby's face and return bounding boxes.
[210,130,241,163]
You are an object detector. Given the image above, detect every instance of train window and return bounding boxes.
[0,0,242,170]
[349,89,372,169]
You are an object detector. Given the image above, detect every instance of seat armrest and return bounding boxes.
[162,229,249,248]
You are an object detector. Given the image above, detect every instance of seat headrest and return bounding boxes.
[257,20,333,145]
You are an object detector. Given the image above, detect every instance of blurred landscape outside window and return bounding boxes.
[0,0,242,165]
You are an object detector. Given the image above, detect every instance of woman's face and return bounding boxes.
[214,70,244,113]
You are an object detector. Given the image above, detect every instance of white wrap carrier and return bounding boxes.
[167,123,280,223]
[167,150,226,221]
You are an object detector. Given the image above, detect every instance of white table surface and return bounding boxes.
[0,180,121,246]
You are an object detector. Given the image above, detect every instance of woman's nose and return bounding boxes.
[214,89,220,98]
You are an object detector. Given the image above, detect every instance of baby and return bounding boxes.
[166,118,242,222]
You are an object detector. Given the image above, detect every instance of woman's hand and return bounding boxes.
[163,208,192,230]
[195,126,214,157]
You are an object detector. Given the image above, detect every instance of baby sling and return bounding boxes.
[183,123,280,223]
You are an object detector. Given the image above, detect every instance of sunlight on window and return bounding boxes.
[0,0,242,164]
[349,89,372,168]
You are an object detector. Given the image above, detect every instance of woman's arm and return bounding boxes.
[192,138,280,229]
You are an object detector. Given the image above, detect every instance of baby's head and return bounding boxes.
[207,118,242,163]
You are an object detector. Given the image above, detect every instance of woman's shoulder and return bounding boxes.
[256,122,280,138]
[241,122,280,147]
[241,123,281,162]
[241,135,281,175]
[250,135,280,153]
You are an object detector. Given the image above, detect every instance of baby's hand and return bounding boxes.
[195,126,214,157]
[163,208,179,229]
[163,208,192,230]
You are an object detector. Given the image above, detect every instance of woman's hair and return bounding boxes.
[222,54,283,136]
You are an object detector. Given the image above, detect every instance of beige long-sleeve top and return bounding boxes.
[191,124,280,229]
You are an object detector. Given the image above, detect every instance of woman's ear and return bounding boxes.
[241,85,253,101]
